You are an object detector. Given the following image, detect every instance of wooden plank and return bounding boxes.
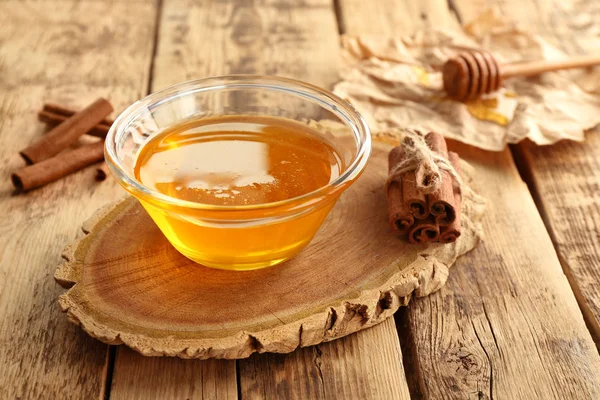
[0,1,157,398]
[223,0,411,397]
[340,0,600,397]
[110,1,408,398]
[514,138,600,343]
[338,0,461,37]
[150,0,342,91]
[240,318,410,400]
[456,0,600,345]
[111,348,237,399]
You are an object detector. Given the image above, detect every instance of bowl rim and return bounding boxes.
[105,75,372,212]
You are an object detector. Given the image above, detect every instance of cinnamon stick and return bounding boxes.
[12,141,105,192]
[387,181,415,234]
[388,146,428,222]
[43,103,115,126]
[439,152,462,243]
[387,153,415,234]
[38,109,112,138]
[408,216,440,244]
[425,132,456,226]
[21,98,113,164]
[43,103,115,132]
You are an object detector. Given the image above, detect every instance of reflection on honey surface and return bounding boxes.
[135,116,343,206]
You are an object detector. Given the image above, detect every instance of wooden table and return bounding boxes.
[1,0,600,398]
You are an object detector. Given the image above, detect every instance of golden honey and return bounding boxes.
[133,115,345,270]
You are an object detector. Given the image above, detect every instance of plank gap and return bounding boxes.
[446,0,463,23]
[395,308,428,399]
[103,346,117,400]
[510,142,600,350]
[147,0,165,95]
[235,360,242,400]
[332,0,345,34]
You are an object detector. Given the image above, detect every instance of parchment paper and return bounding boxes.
[333,9,600,151]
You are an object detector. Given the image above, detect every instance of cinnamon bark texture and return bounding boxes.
[12,141,105,192]
[38,109,113,138]
[20,98,112,163]
[426,132,456,226]
[408,217,440,244]
[439,152,462,243]
[387,146,427,234]
[43,103,115,127]
[386,130,462,244]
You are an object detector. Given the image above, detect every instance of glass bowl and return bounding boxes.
[105,76,371,271]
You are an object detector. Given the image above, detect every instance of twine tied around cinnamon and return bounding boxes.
[385,129,462,194]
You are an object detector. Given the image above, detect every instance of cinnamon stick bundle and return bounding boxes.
[386,131,462,245]
[21,98,112,164]
[12,141,105,192]
[38,103,114,138]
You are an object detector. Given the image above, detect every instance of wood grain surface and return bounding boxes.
[338,0,461,37]
[151,0,341,91]
[0,1,156,398]
[515,138,600,344]
[110,347,237,400]
[456,0,600,348]
[239,318,410,399]
[340,0,600,398]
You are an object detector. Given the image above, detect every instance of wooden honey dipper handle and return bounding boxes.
[502,54,600,78]
[443,51,600,101]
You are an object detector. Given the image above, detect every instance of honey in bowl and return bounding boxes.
[133,115,345,270]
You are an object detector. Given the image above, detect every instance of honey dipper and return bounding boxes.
[442,50,600,101]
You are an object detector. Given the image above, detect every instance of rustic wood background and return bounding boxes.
[1,0,599,398]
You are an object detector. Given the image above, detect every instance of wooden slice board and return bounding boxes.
[55,139,485,359]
